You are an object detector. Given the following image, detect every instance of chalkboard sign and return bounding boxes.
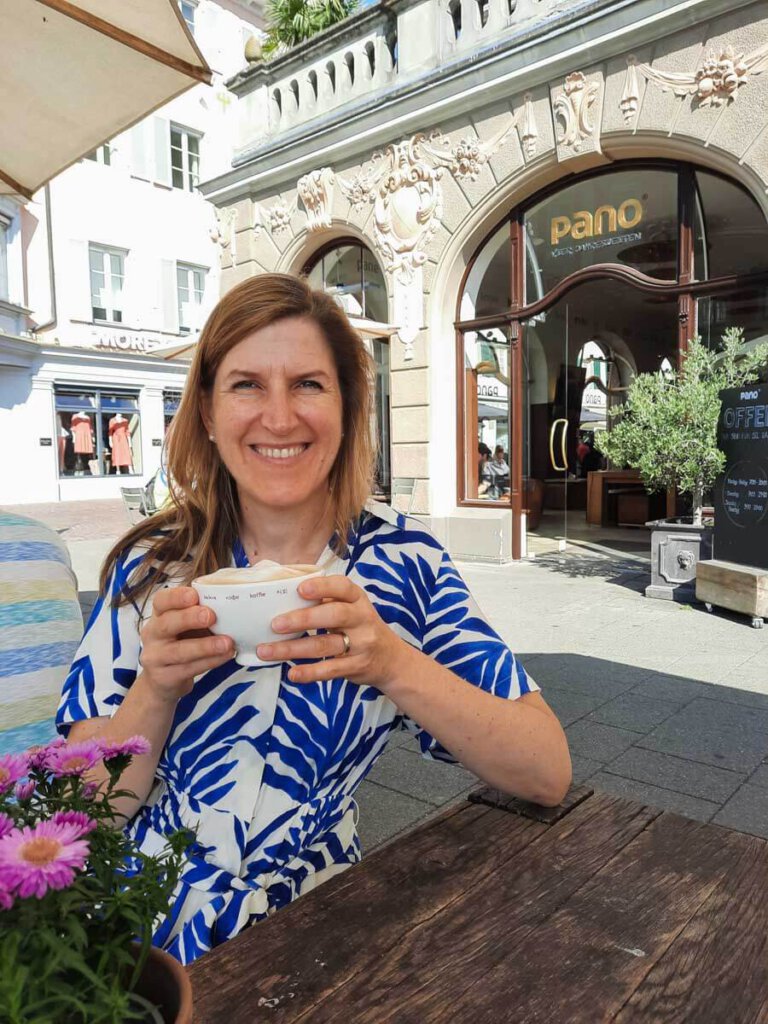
[715,383,768,570]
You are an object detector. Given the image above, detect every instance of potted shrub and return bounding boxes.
[596,329,768,601]
[0,738,193,1024]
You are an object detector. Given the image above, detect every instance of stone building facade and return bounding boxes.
[201,0,768,561]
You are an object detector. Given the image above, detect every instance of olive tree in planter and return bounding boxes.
[596,329,768,601]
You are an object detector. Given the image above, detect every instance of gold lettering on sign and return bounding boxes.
[550,198,643,245]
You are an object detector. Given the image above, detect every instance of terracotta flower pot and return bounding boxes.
[132,946,193,1024]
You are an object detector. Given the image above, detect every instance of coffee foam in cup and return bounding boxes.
[194,560,319,586]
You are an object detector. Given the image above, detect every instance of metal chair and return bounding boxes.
[120,486,150,523]
[391,477,416,515]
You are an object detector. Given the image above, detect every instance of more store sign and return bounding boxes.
[93,331,162,353]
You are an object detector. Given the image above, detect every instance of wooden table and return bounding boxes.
[189,788,768,1023]
[586,469,644,526]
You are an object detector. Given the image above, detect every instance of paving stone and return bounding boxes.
[712,784,768,840]
[747,765,768,789]
[587,693,680,733]
[366,747,478,806]
[570,754,604,785]
[590,772,719,823]
[355,781,434,852]
[565,720,640,762]
[638,698,768,774]
[632,673,727,707]
[530,655,644,700]
[608,747,744,803]
[540,685,607,727]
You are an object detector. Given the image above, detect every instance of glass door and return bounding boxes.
[522,280,679,556]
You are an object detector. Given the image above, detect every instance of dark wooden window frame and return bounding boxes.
[454,159,768,558]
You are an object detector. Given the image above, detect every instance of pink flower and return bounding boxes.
[50,811,96,838]
[27,737,66,770]
[101,736,151,760]
[45,740,103,778]
[14,780,36,801]
[0,876,14,911]
[0,754,29,794]
[0,820,90,899]
[0,814,14,840]
[82,782,100,800]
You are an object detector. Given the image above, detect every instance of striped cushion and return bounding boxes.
[0,513,82,746]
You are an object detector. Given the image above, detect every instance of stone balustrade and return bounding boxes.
[229,0,578,151]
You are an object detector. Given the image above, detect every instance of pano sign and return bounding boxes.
[550,198,643,246]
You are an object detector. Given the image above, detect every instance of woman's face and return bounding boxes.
[203,316,344,516]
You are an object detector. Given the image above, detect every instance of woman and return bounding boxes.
[57,274,571,965]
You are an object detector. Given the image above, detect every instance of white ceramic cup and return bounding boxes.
[192,563,324,667]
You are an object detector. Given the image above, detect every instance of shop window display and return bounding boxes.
[55,391,142,477]
[461,328,511,501]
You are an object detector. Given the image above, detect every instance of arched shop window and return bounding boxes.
[304,241,391,495]
[456,161,768,513]
[304,241,388,323]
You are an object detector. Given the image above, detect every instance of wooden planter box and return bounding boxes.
[696,559,768,628]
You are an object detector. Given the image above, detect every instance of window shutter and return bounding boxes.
[153,117,172,187]
[69,241,94,322]
[161,259,179,334]
[130,120,152,181]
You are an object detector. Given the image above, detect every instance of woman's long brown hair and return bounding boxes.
[100,273,376,608]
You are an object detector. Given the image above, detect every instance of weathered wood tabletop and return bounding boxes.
[189,786,768,1023]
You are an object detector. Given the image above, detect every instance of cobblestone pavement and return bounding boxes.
[6,499,768,850]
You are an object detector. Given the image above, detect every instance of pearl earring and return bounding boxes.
[208,434,215,442]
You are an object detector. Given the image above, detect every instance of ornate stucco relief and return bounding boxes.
[621,43,768,125]
[552,71,602,157]
[210,207,238,261]
[297,167,336,231]
[253,197,297,235]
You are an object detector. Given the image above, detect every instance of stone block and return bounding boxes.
[247,224,282,272]
[471,101,521,186]
[355,780,433,852]
[438,172,472,235]
[608,746,744,803]
[587,692,681,734]
[446,508,512,562]
[538,683,608,727]
[366,747,477,806]
[570,754,605,785]
[221,262,259,291]
[391,443,429,478]
[391,368,428,407]
[590,772,719,823]
[411,478,430,515]
[635,27,708,136]
[565,720,639,762]
[638,697,768,773]
[422,220,452,265]
[712,783,768,839]
[391,405,429,444]
[709,74,768,161]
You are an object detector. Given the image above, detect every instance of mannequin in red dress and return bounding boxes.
[109,414,133,473]
[70,411,94,475]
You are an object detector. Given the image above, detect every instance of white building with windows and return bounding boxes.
[0,0,264,505]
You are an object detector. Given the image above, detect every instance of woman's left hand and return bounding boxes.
[256,575,410,688]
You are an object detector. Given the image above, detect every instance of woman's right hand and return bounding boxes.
[139,586,234,703]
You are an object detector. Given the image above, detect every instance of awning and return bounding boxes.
[151,316,400,362]
[0,0,212,199]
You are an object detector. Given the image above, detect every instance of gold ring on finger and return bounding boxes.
[335,630,351,656]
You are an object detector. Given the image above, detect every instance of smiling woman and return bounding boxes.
[55,273,571,967]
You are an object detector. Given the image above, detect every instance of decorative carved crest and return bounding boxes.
[553,72,600,151]
[210,206,238,260]
[516,92,538,159]
[337,111,528,282]
[621,43,768,124]
[297,167,335,232]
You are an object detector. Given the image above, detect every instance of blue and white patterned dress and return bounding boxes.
[56,505,537,965]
